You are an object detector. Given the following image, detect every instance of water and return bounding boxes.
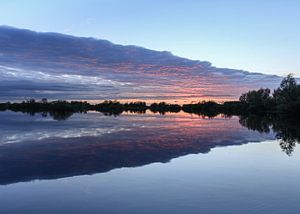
[0,111,299,213]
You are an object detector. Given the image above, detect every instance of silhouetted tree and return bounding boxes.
[273,74,298,104]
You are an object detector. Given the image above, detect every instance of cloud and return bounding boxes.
[0,65,133,100]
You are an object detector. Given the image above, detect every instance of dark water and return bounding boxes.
[0,111,300,213]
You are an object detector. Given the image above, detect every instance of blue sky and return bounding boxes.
[1,0,299,76]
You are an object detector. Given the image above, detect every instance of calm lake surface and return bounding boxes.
[0,111,300,213]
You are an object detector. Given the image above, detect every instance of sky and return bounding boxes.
[0,0,299,76]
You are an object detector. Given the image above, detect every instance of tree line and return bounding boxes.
[239,74,300,115]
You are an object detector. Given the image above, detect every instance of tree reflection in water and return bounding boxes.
[239,114,300,156]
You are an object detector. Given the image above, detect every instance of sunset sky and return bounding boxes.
[0,0,299,76]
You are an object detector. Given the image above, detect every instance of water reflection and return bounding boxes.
[17,110,78,121]
[0,110,299,185]
[239,114,300,156]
